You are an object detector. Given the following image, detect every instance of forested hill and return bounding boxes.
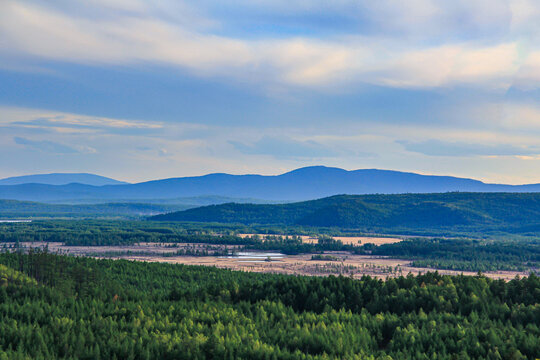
[151,192,540,234]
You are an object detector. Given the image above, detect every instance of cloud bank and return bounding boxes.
[1,1,540,184]
[1,0,538,90]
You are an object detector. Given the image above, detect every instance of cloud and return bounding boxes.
[357,0,512,38]
[397,139,540,157]
[0,106,200,138]
[137,146,170,156]
[197,0,515,40]
[0,1,538,90]
[369,43,519,89]
[158,148,172,157]
[513,51,540,90]
[11,114,162,135]
[0,2,254,71]
[510,0,540,36]
[230,136,339,158]
[457,101,540,132]
[13,137,95,154]
[0,106,215,141]
[3,105,540,184]
[2,1,540,184]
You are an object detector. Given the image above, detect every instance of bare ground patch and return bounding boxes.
[8,242,527,281]
[237,234,403,245]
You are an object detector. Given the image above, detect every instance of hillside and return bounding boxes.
[0,173,126,186]
[2,166,540,203]
[151,192,540,235]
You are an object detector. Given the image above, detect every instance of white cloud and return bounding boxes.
[200,0,514,38]
[500,103,540,130]
[1,0,538,90]
[3,1,540,183]
[4,104,540,183]
[14,115,162,131]
[13,136,96,154]
[0,106,163,134]
[230,135,340,158]
[0,2,252,70]
[358,0,512,38]
[259,39,364,85]
[509,0,540,36]
[462,102,540,132]
[366,43,520,89]
[397,139,540,157]
[513,51,540,90]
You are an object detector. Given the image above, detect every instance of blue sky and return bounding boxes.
[0,0,539,183]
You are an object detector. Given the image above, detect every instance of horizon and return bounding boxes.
[2,3,540,356]
[3,165,540,187]
[1,1,539,184]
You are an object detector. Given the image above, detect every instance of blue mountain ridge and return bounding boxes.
[0,173,127,186]
[1,166,539,203]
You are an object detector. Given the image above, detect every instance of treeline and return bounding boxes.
[361,238,540,272]
[0,221,354,254]
[0,251,539,359]
[0,220,253,246]
[244,235,353,255]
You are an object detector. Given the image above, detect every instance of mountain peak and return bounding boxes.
[281,166,348,176]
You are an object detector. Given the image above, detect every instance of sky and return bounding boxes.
[0,0,539,184]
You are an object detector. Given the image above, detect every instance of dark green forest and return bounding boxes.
[151,193,540,236]
[360,238,540,272]
[0,220,252,246]
[0,251,539,359]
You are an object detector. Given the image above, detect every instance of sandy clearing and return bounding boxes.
[332,236,402,245]
[237,234,403,245]
[111,253,526,280]
[8,242,528,281]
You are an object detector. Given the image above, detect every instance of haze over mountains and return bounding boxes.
[2,166,540,204]
[0,173,127,186]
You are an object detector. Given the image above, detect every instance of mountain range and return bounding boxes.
[2,166,540,204]
[0,173,126,186]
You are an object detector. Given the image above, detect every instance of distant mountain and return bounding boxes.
[0,173,127,186]
[151,193,540,235]
[45,196,286,206]
[0,199,190,218]
[0,196,279,219]
[2,166,540,203]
